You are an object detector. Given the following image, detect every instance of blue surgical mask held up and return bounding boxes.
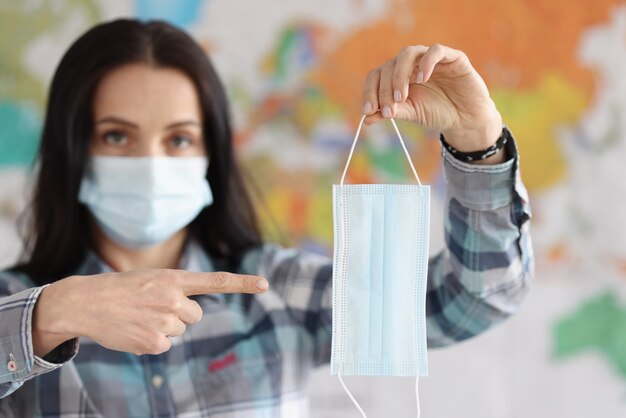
[331,115,430,417]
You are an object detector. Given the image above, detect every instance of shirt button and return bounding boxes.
[7,353,17,372]
[151,374,164,389]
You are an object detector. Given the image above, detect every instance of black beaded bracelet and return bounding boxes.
[440,127,510,162]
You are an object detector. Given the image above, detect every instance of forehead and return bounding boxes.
[92,63,202,123]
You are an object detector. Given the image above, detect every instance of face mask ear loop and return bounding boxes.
[338,372,367,418]
[416,376,421,418]
[340,115,422,186]
[340,114,367,186]
[337,115,368,417]
[390,118,421,186]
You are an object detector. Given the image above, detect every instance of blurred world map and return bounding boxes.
[2,1,626,417]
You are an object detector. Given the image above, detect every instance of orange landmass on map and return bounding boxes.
[313,0,620,111]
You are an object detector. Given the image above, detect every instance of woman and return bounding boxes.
[0,19,532,417]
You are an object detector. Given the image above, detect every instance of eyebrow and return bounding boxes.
[94,117,201,130]
[165,120,202,130]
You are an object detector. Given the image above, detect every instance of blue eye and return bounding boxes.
[103,131,127,146]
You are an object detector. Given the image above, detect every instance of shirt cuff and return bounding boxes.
[0,285,79,385]
[442,129,520,211]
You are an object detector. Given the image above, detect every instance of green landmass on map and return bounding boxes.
[554,291,626,378]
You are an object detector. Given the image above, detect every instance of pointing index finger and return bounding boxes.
[178,271,269,296]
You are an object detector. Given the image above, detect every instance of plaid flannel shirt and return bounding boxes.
[0,138,533,417]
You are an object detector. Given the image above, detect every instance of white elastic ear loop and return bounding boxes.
[337,116,370,417]
[416,376,421,418]
[340,114,422,186]
[337,373,420,418]
[338,372,367,418]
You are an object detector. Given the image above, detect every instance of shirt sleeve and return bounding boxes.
[0,273,79,399]
[426,133,534,347]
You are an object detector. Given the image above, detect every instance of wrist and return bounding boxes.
[441,108,508,165]
[33,280,81,357]
[442,107,503,152]
[441,127,510,165]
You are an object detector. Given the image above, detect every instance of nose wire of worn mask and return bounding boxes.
[332,114,430,418]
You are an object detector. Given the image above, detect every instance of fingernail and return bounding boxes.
[382,105,392,118]
[256,279,269,290]
[363,101,373,114]
[393,90,402,103]
[416,72,424,84]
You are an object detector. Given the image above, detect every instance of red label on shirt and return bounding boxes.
[208,352,238,373]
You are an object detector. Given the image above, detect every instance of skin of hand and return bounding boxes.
[362,44,505,165]
[32,271,269,357]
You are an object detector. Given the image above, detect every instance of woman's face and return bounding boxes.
[91,63,206,157]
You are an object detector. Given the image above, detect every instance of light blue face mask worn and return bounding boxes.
[79,156,213,249]
[331,115,430,417]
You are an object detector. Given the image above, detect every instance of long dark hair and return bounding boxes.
[17,19,262,285]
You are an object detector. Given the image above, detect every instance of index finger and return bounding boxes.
[391,45,427,102]
[416,44,469,84]
[177,271,269,296]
